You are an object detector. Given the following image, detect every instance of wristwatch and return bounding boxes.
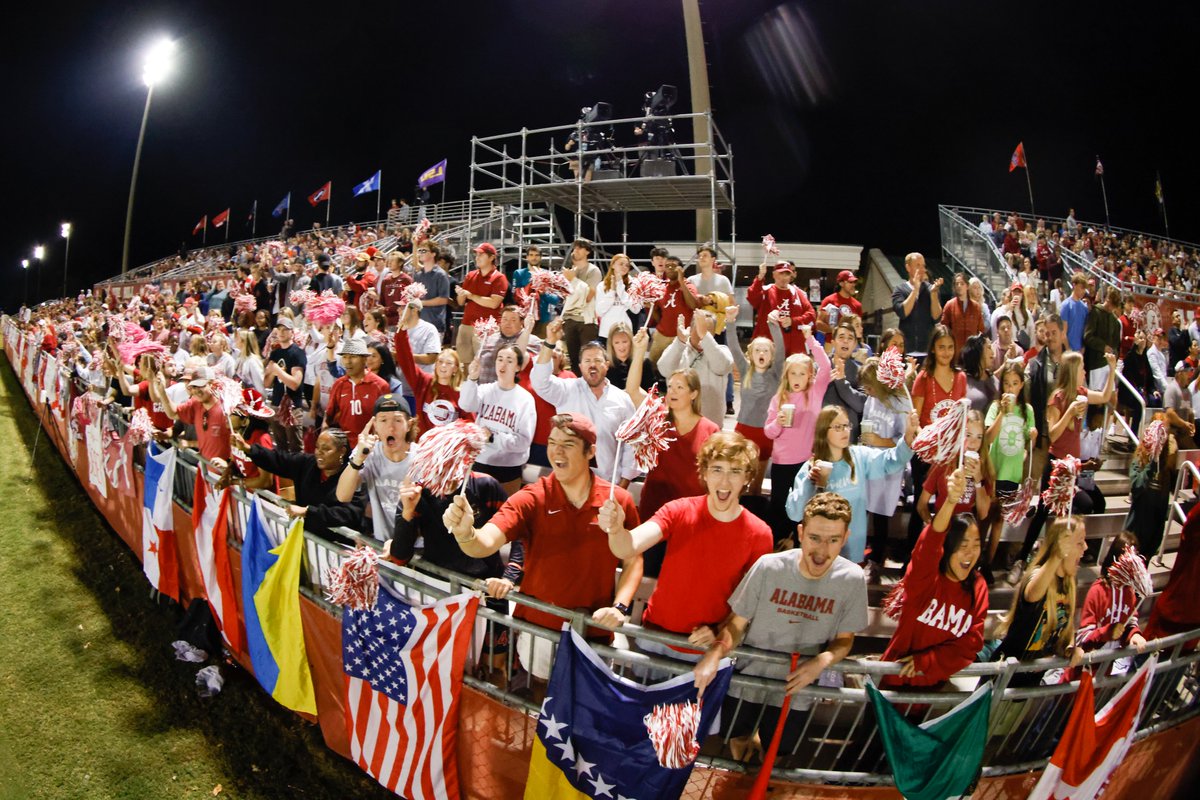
[613,602,631,616]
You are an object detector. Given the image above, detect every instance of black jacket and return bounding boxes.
[247,444,364,543]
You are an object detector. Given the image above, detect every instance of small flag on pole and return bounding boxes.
[1156,176,1164,205]
[272,193,290,218]
[247,199,257,224]
[192,215,207,235]
[1009,142,1027,172]
[212,208,230,228]
[352,170,382,196]
[1095,157,1104,177]
[417,159,447,189]
[308,181,331,206]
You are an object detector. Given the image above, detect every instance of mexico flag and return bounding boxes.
[1029,656,1156,800]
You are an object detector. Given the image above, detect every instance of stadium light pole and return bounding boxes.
[61,222,72,297]
[121,38,176,275]
[682,0,713,244]
[33,245,45,304]
[22,259,29,306]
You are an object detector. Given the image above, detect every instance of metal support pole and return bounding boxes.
[683,0,713,243]
[121,85,155,274]
[468,137,478,252]
[728,142,737,289]
[708,112,717,245]
[519,128,528,257]
[575,119,584,239]
[62,234,71,298]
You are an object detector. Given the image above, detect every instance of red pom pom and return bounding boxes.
[529,270,573,298]
[911,399,969,465]
[324,547,380,610]
[877,347,907,391]
[407,421,490,496]
[882,579,906,620]
[643,702,703,769]
[472,316,500,342]
[627,272,668,310]
[1040,456,1081,517]
[615,387,676,472]
[1109,547,1153,598]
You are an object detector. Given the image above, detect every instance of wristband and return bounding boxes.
[348,459,364,470]
[612,602,631,616]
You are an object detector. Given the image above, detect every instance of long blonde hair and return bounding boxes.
[859,357,905,403]
[1052,351,1084,404]
[774,353,815,408]
[743,336,776,392]
[996,517,1082,656]
[667,369,703,422]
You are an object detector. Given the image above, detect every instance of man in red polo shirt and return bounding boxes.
[152,366,232,463]
[324,338,390,448]
[455,242,509,365]
[599,431,772,661]
[445,412,642,680]
[747,259,816,355]
[817,270,863,334]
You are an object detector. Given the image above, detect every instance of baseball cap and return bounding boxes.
[275,317,294,330]
[836,270,857,284]
[549,412,597,447]
[340,338,369,356]
[188,366,214,387]
[355,252,371,263]
[373,393,405,415]
[474,242,497,256]
[316,253,332,267]
[773,261,795,274]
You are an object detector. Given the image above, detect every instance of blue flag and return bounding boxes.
[524,628,732,800]
[272,192,290,218]
[352,170,381,196]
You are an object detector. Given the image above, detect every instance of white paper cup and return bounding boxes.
[780,403,796,428]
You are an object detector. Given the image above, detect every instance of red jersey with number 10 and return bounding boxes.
[326,371,390,447]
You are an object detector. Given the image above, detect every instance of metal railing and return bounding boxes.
[7,319,1200,790]
[938,206,1008,306]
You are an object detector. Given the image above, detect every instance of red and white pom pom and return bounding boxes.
[412,217,432,244]
[335,245,357,262]
[323,547,380,610]
[1041,456,1081,517]
[1001,479,1039,525]
[643,702,703,769]
[615,386,677,472]
[357,291,378,314]
[288,289,316,308]
[1142,420,1167,462]
[304,291,347,327]
[529,270,573,299]
[263,240,287,256]
[292,329,309,350]
[627,272,669,310]
[407,421,490,496]
[210,376,244,414]
[877,346,907,391]
[126,407,156,446]
[882,579,907,620]
[261,328,279,358]
[761,234,779,256]
[1108,547,1153,598]
[472,316,500,342]
[117,338,167,365]
[911,399,970,466]
[107,315,128,342]
[234,293,257,315]
[127,295,142,315]
[516,289,538,319]
[400,282,427,306]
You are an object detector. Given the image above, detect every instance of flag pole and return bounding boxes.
[1097,157,1110,229]
[225,210,230,243]
[252,200,258,238]
[327,182,332,226]
[203,218,207,245]
[376,171,382,222]
[1158,172,1170,238]
[1024,149,1036,217]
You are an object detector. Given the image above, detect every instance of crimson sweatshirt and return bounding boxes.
[1146,502,1200,639]
[1076,580,1140,650]
[880,522,988,689]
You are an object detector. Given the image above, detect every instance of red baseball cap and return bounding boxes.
[550,411,597,447]
[836,270,857,283]
[474,243,497,256]
[773,261,795,274]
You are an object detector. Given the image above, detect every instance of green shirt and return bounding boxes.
[985,401,1035,483]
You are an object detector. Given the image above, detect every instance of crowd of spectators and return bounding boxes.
[14,223,1198,763]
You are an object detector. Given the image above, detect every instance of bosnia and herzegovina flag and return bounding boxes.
[524,628,732,800]
[241,497,317,714]
[141,442,179,600]
[866,681,991,800]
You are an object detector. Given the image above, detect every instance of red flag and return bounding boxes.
[191,473,245,653]
[212,208,230,228]
[1028,657,1155,799]
[343,587,478,799]
[193,215,207,235]
[1009,142,1027,172]
[308,181,332,206]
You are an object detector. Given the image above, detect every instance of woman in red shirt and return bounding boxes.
[906,324,966,560]
[394,304,471,435]
[638,369,720,577]
[882,467,988,689]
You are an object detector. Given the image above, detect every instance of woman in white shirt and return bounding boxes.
[459,344,536,495]
[595,253,635,341]
[234,330,266,396]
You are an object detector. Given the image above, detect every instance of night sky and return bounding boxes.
[6,1,1197,310]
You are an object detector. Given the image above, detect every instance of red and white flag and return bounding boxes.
[191,473,244,653]
[212,208,230,228]
[342,586,479,800]
[308,181,332,206]
[193,215,207,235]
[1029,655,1156,800]
[1009,141,1027,172]
[141,443,180,600]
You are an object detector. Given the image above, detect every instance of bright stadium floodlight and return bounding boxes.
[22,259,29,269]
[123,37,176,275]
[61,222,73,296]
[33,245,44,260]
[142,38,176,88]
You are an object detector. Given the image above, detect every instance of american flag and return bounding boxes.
[342,586,479,800]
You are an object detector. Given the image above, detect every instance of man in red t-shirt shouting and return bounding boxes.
[455,242,508,365]
[324,338,390,448]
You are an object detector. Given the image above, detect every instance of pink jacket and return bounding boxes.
[763,337,832,465]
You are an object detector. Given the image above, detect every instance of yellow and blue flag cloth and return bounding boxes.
[241,498,317,714]
[524,628,731,800]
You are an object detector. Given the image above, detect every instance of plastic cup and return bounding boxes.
[780,403,795,428]
[814,459,833,486]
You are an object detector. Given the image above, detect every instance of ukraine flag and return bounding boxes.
[241,498,317,714]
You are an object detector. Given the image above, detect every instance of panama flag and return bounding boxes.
[1009,141,1027,172]
[1029,656,1156,800]
[191,471,245,653]
[308,181,332,206]
[141,442,180,600]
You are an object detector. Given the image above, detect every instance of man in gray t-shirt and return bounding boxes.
[693,492,867,747]
[336,394,415,541]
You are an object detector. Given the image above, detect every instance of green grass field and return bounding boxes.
[0,357,395,800]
